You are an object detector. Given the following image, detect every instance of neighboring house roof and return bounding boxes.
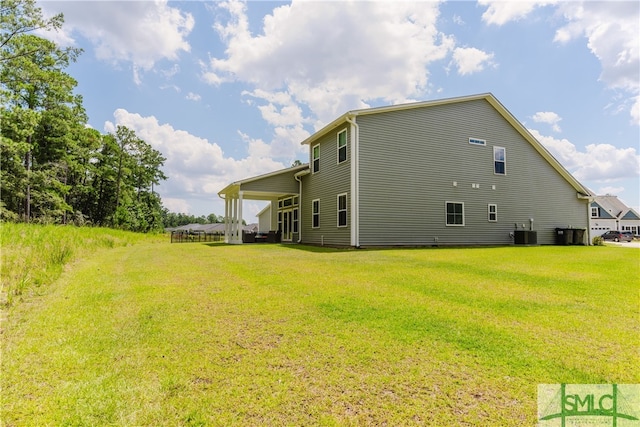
[168,223,226,233]
[256,204,270,217]
[300,92,592,197]
[592,195,638,220]
[591,201,616,219]
[621,209,640,220]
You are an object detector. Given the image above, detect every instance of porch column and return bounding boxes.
[224,196,230,243]
[237,191,243,243]
[232,196,239,244]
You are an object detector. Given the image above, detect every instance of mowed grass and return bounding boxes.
[2,236,639,426]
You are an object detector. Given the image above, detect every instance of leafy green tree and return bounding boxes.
[0,106,37,219]
[1,10,82,222]
[1,0,64,61]
[1,2,168,231]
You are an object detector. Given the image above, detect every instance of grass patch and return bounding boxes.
[2,239,638,425]
[0,223,164,305]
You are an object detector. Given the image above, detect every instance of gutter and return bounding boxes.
[578,193,595,245]
[345,114,360,248]
[294,169,310,243]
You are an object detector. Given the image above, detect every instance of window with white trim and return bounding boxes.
[337,130,347,164]
[337,193,347,227]
[312,199,320,228]
[494,146,506,175]
[446,202,464,226]
[488,204,497,222]
[312,144,320,173]
[591,207,599,217]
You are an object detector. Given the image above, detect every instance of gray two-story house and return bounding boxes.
[218,93,593,247]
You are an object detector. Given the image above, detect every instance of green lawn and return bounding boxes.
[2,237,639,426]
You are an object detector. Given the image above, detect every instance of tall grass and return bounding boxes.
[0,223,164,305]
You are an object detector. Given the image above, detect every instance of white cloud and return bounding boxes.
[186,92,201,102]
[104,109,286,214]
[532,111,562,132]
[161,197,191,214]
[479,1,640,125]
[40,1,194,84]
[206,0,457,125]
[530,128,640,182]
[479,0,558,26]
[451,47,496,75]
[555,2,639,125]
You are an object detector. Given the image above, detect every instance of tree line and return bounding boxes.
[161,211,225,229]
[1,0,195,232]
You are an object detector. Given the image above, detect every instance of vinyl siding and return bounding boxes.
[356,99,588,246]
[300,126,351,246]
[241,169,301,194]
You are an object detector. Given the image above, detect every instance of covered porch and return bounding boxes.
[217,165,308,244]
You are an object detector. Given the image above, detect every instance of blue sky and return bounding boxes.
[39,1,640,219]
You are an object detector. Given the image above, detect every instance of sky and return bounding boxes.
[38,0,640,220]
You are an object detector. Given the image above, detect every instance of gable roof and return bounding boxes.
[621,209,640,220]
[594,194,640,220]
[218,163,309,200]
[300,93,592,197]
[591,201,616,219]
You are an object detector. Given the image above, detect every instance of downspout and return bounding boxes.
[578,193,594,245]
[345,115,360,247]
[294,169,310,243]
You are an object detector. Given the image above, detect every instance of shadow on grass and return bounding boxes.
[201,241,352,253]
[201,241,583,254]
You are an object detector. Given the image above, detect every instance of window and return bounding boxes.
[337,193,347,227]
[591,207,599,217]
[337,130,347,163]
[312,199,320,228]
[469,137,486,146]
[446,202,464,226]
[312,144,320,173]
[293,208,299,233]
[488,204,497,222]
[494,147,506,175]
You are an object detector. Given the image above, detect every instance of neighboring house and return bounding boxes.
[590,195,640,236]
[257,204,271,232]
[218,93,593,247]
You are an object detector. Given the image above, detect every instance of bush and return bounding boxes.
[592,235,604,246]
